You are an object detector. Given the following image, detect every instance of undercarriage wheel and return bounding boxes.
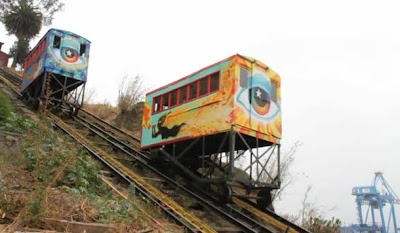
[217,183,233,204]
[257,189,274,212]
[23,92,35,106]
[74,107,80,116]
[21,93,29,105]
[32,98,40,110]
[25,94,39,110]
[183,157,201,171]
[149,148,163,161]
[69,106,79,117]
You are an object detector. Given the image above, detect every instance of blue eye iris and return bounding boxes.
[236,72,280,121]
[61,47,79,63]
[249,87,271,115]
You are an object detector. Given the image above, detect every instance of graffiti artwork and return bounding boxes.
[141,54,282,149]
[151,113,186,139]
[233,59,282,143]
[21,54,45,91]
[46,32,90,81]
[21,29,90,92]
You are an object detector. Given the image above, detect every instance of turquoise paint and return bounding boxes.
[141,60,231,148]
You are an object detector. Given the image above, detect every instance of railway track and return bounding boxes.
[70,110,282,232]
[78,108,142,149]
[0,67,22,97]
[0,66,310,233]
[75,105,309,233]
[48,111,218,233]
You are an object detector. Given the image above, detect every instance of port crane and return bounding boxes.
[344,172,400,233]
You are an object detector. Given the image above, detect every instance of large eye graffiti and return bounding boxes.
[49,35,87,67]
[236,69,280,121]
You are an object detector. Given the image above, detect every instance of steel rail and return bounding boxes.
[233,198,310,233]
[74,114,150,161]
[0,69,22,97]
[82,110,309,232]
[75,112,283,233]
[79,108,141,144]
[47,112,217,233]
[71,108,311,233]
[0,67,22,86]
[51,118,200,232]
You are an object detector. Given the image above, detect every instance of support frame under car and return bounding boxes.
[153,127,281,209]
[22,71,86,113]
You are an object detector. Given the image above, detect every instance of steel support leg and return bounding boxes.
[229,130,236,176]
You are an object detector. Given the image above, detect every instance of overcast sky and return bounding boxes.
[1,0,400,226]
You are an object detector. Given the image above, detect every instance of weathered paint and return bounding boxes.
[21,29,90,92]
[141,54,282,149]
[21,53,46,90]
[233,56,282,143]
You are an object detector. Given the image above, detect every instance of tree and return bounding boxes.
[117,75,146,114]
[115,75,147,131]
[0,0,64,26]
[2,1,42,40]
[0,0,64,68]
[8,38,30,68]
[271,141,302,202]
[83,87,97,105]
[300,186,342,232]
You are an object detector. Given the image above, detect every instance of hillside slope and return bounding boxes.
[0,82,182,232]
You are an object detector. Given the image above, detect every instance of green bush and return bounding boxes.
[1,112,38,134]
[20,125,108,196]
[0,91,13,122]
[61,149,109,195]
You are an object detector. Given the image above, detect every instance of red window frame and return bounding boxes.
[152,71,220,114]
[198,76,209,97]
[161,93,169,111]
[188,81,197,101]
[210,72,219,92]
[178,85,188,105]
[170,89,178,107]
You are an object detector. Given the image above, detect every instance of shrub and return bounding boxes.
[0,91,13,122]
[61,149,109,195]
[303,216,342,233]
[1,112,38,134]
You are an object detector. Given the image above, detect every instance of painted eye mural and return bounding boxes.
[46,34,89,81]
[49,35,88,68]
[236,68,280,122]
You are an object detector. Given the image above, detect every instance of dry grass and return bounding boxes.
[83,103,118,123]
[83,102,143,139]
